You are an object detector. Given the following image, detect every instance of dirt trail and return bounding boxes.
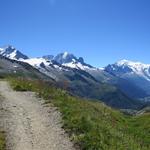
[0,81,75,150]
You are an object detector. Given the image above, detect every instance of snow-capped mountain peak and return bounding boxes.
[0,45,29,60]
[105,59,150,81]
[54,52,77,64]
[0,45,16,55]
[52,52,94,70]
[115,59,150,73]
[116,59,134,66]
[0,45,95,72]
[116,59,150,68]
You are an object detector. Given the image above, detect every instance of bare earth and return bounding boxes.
[0,81,75,150]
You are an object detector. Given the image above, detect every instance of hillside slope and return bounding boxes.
[0,81,75,150]
[9,78,150,150]
[0,56,53,81]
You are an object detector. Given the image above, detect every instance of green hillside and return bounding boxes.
[9,78,150,150]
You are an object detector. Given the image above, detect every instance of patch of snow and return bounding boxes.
[8,50,17,59]
[0,48,4,52]
[53,64,63,70]
[62,52,69,59]
[63,62,96,71]
[13,65,18,68]
[23,58,51,68]
[99,67,104,70]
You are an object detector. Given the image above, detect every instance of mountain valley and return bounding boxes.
[0,45,149,150]
[0,45,150,109]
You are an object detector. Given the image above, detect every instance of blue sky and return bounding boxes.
[0,0,150,67]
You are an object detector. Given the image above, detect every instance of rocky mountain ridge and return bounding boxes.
[0,45,149,109]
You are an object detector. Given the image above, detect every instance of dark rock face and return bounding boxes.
[42,55,54,60]
[105,64,133,76]
[15,50,29,60]
[78,57,84,63]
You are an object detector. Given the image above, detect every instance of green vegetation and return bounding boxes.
[9,78,150,150]
[127,113,150,147]
[0,131,6,150]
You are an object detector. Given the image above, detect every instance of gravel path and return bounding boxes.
[0,81,75,150]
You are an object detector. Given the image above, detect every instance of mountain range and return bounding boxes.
[0,45,150,109]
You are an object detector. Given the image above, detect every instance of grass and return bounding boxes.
[0,131,6,150]
[0,96,6,150]
[9,78,150,150]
